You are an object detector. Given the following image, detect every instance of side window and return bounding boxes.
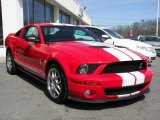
[74,29,95,41]
[22,26,39,40]
[90,28,106,38]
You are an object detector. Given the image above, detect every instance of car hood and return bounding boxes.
[48,41,146,63]
[113,38,152,47]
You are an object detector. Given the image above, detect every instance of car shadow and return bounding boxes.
[17,72,45,91]
[64,95,145,110]
[17,72,145,110]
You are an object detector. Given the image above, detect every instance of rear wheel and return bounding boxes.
[6,50,18,74]
[47,64,67,104]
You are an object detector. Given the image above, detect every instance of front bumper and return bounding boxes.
[68,88,149,103]
[67,69,153,103]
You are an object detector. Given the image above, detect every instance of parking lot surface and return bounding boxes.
[0,58,160,120]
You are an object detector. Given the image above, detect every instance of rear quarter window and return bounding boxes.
[15,29,21,37]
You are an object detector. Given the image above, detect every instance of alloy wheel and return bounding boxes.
[47,68,62,98]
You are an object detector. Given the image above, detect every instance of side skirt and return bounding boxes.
[18,67,47,85]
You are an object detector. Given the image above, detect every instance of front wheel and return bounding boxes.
[47,64,67,104]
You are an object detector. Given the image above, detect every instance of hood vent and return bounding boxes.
[91,46,110,48]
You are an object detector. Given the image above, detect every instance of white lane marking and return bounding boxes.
[131,91,140,96]
[103,48,132,61]
[117,73,135,87]
[118,94,130,98]
[117,48,141,60]
[130,71,145,85]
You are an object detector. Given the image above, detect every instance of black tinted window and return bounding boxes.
[145,37,159,41]
[15,29,21,37]
[41,26,97,43]
[90,28,106,38]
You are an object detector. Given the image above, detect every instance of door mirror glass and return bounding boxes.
[26,35,39,42]
[102,34,110,39]
[101,34,110,42]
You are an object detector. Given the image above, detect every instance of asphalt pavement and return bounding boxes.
[0,57,160,120]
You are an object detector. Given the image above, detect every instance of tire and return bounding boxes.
[6,50,18,74]
[46,64,68,104]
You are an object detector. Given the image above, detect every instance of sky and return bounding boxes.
[77,0,159,28]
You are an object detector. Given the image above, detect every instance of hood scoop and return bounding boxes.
[115,45,126,48]
[91,46,110,48]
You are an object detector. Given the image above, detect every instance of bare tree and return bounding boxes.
[113,19,160,39]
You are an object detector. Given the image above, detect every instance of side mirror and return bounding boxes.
[26,35,40,42]
[101,35,110,42]
[102,35,110,39]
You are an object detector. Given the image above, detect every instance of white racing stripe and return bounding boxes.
[117,73,135,87]
[130,71,145,85]
[103,48,132,61]
[118,94,130,98]
[131,91,140,96]
[118,91,140,98]
[77,41,134,61]
[116,48,141,60]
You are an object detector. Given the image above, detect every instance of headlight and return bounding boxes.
[78,64,88,74]
[76,64,99,74]
[148,47,156,54]
[136,45,156,53]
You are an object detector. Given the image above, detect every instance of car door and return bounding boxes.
[90,28,114,44]
[14,28,31,63]
[21,26,45,69]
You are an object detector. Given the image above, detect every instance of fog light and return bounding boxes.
[84,90,92,96]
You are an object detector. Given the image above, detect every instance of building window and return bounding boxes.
[23,0,54,25]
[23,0,33,25]
[34,0,45,23]
[45,2,54,23]
[73,18,79,25]
[59,10,70,24]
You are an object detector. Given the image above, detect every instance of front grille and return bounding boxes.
[104,83,148,95]
[101,60,146,74]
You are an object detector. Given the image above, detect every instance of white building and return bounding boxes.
[0,0,91,59]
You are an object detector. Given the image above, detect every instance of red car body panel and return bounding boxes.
[5,23,153,102]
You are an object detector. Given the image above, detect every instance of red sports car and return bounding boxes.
[5,23,153,103]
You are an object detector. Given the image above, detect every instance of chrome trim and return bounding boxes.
[15,59,45,78]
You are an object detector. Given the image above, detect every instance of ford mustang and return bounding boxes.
[5,23,153,103]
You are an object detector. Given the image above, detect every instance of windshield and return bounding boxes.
[103,29,124,39]
[145,36,159,42]
[41,26,98,43]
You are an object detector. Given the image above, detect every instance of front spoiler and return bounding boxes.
[68,88,150,103]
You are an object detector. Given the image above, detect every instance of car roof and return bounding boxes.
[139,35,158,38]
[79,25,108,30]
[24,23,79,27]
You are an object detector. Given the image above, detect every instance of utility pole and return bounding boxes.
[142,19,145,35]
[156,0,159,37]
